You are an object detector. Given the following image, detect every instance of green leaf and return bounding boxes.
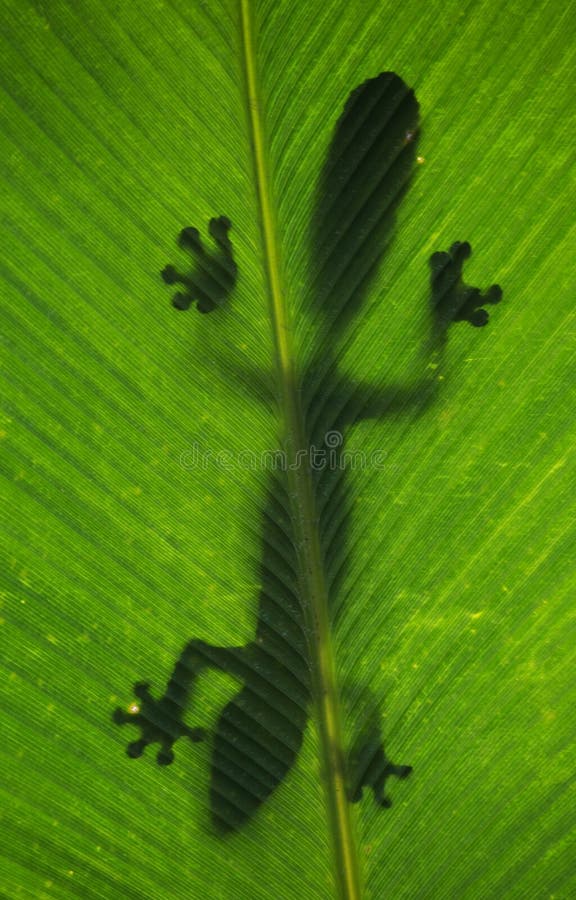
[1,1,574,898]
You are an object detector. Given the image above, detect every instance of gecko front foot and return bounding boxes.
[161,215,237,313]
[430,241,502,328]
[113,680,204,766]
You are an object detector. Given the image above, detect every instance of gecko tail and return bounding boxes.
[209,685,307,833]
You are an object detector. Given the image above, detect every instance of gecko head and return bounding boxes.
[310,72,420,333]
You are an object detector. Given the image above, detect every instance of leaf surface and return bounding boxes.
[1,1,575,898]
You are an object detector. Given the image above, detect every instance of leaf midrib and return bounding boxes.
[240,3,361,898]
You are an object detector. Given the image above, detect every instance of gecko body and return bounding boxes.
[114,72,501,831]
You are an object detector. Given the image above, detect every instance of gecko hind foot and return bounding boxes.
[348,734,412,809]
[112,681,205,765]
[373,761,413,807]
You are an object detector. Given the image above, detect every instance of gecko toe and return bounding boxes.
[429,250,450,271]
[161,265,180,285]
[157,748,175,766]
[474,310,489,326]
[127,739,147,759]
[487,284,503,304]
[133,682,151,700]
[179,227,202,250]
[172,293,193,311]
[449,240,471,261]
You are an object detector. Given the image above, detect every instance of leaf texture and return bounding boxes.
[1,1,575,898]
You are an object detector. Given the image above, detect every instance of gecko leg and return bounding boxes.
[112,640,250,766]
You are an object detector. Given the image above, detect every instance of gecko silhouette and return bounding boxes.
[161,214,237,313]
[113,72,502,831]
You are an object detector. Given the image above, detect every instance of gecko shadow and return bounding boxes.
[305,73,501,611]
[343,683,412,807]
[114,72,502,832]
[161,214,237,313]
